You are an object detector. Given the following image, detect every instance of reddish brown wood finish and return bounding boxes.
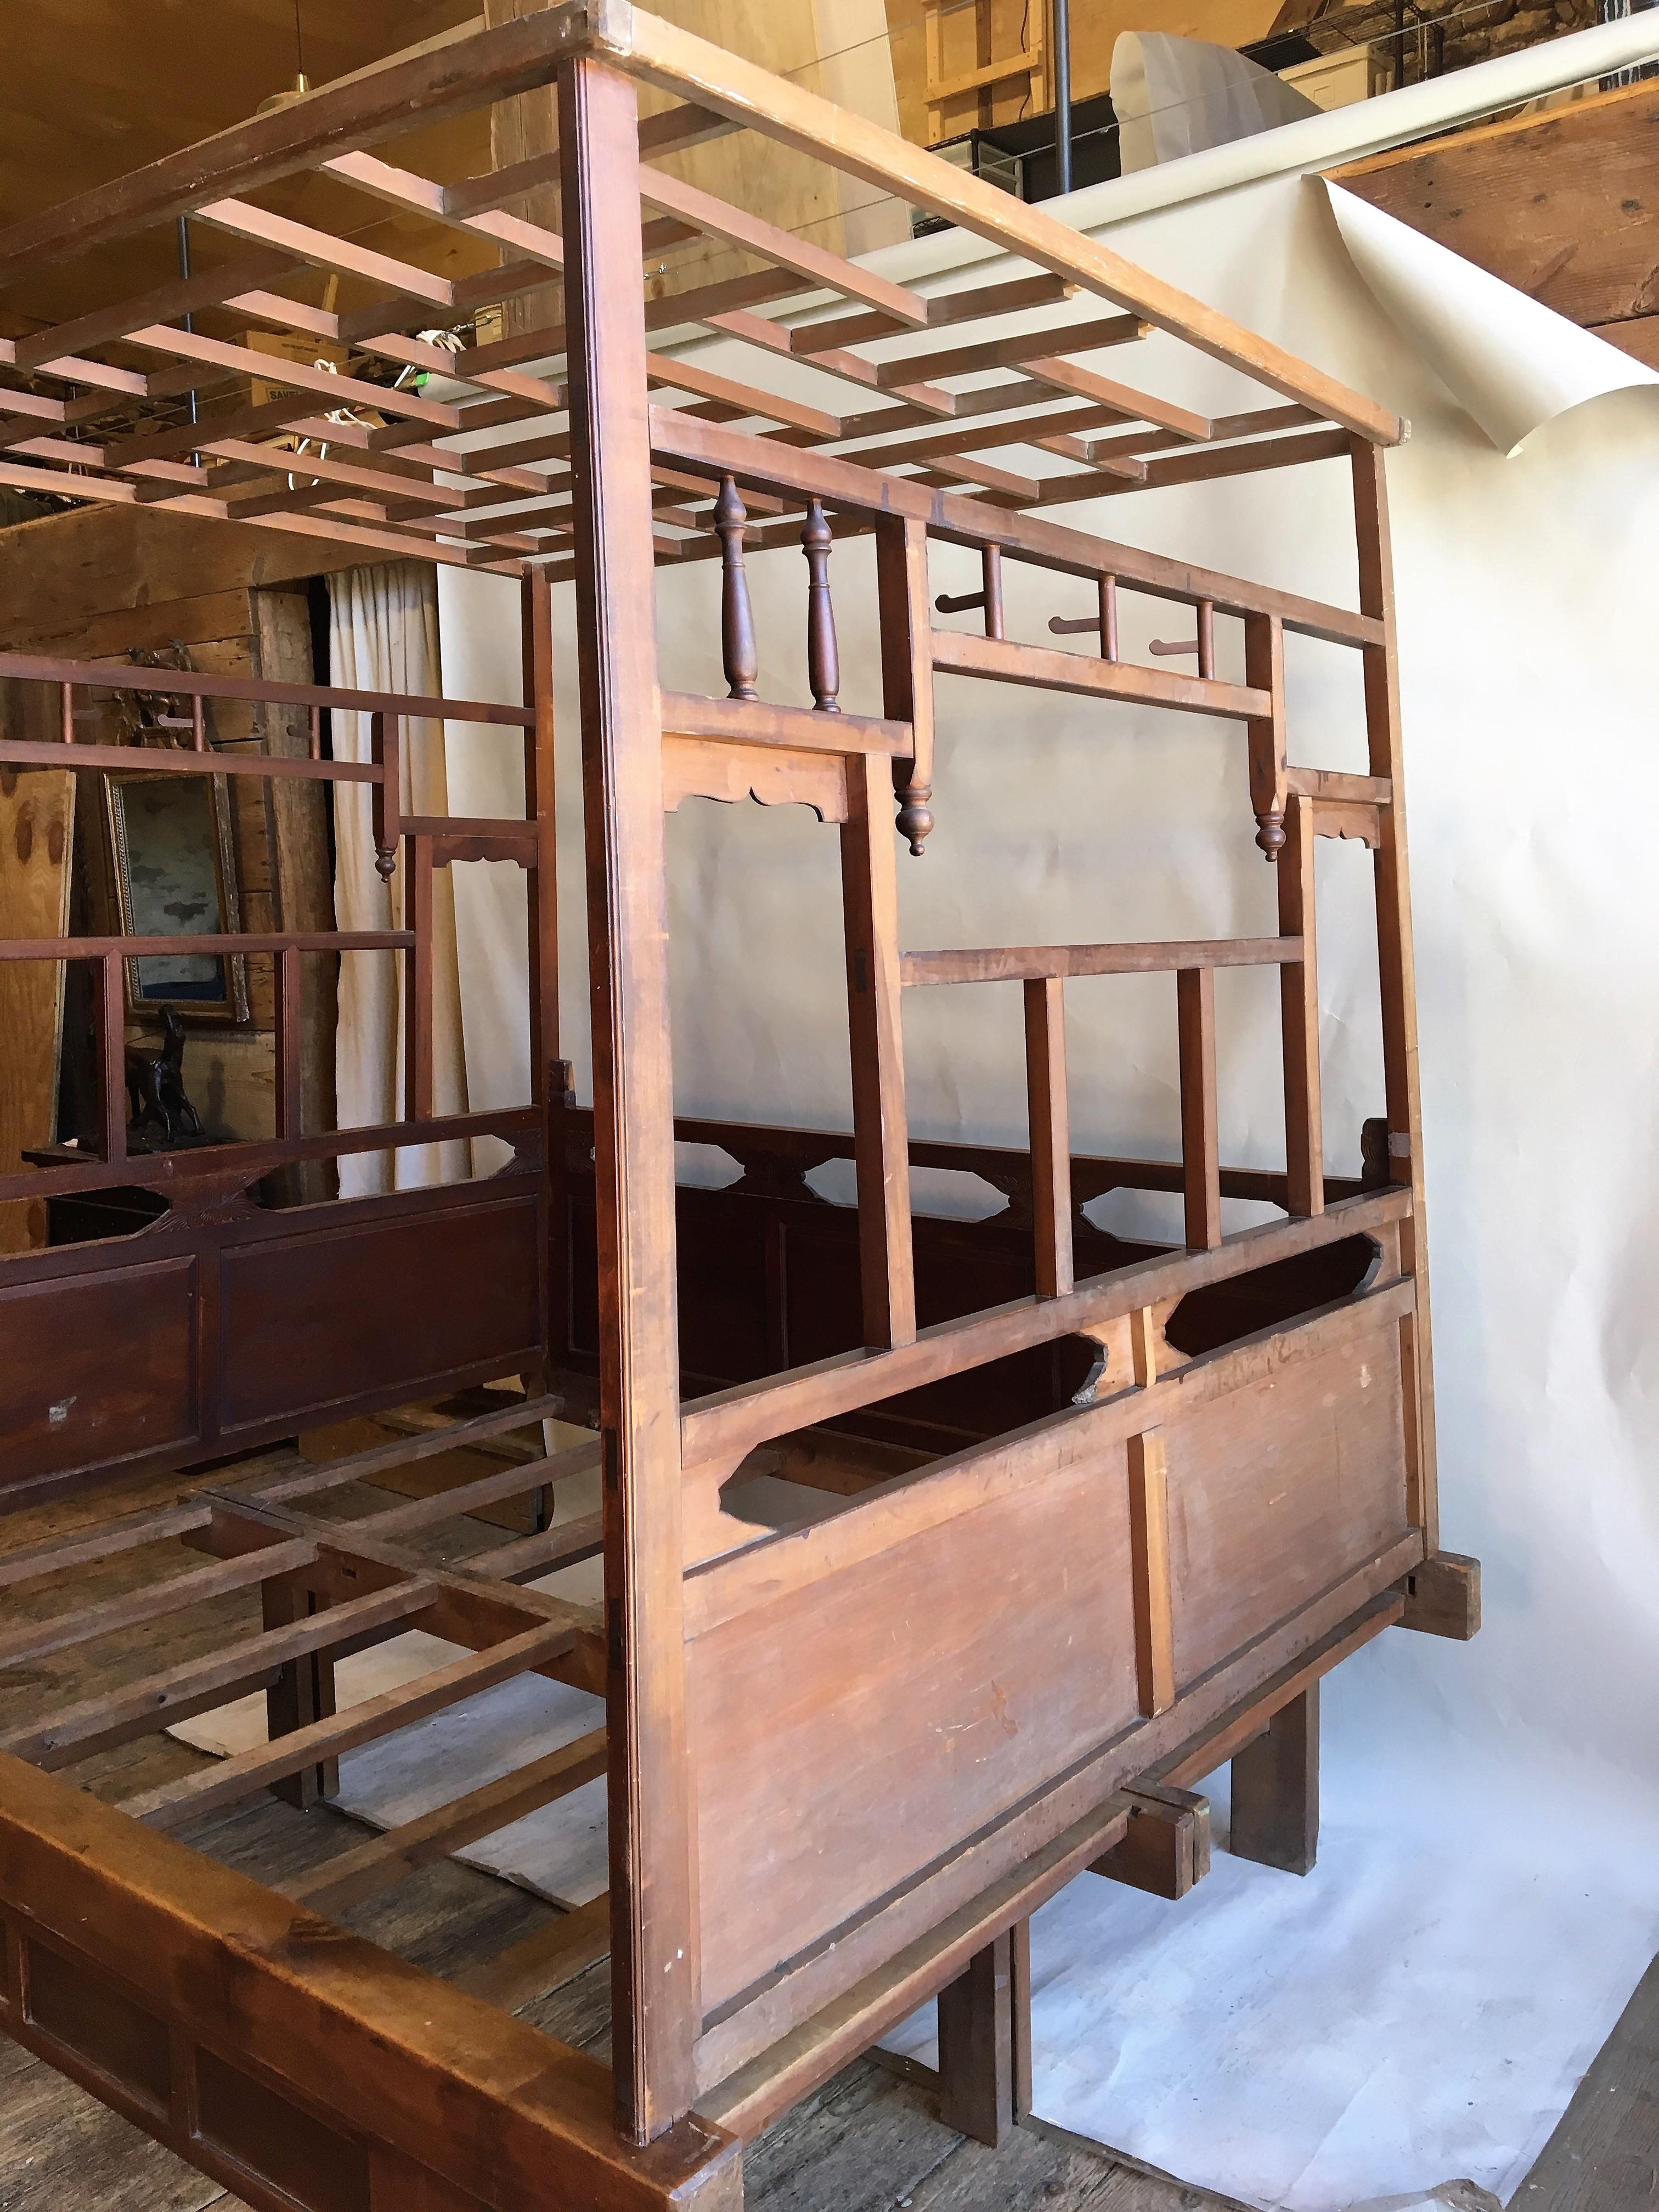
[0,15,1462,2201]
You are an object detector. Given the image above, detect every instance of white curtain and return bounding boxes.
[329,561,471,1193]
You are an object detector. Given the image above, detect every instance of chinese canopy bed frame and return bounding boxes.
[0,8,1477,2207]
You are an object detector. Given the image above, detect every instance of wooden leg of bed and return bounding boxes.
[1230,1683,1319,1876]
[263,1582,338,1810]
[938,1921,1028,2147]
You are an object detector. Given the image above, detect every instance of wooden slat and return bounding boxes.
[637,165,928,328]
[1127,1430,1175,1717]
[661,689,907,759]
[1023,975,1071,1299]
[0,1538,317,1672]
[453,1893,614,2011]
[0,6,602,280]
[0,1580,437,1771]
[872,312,1149,387]
[0,648,534,726]
[234,1394,568,1508]
[120,1622,577,1832]
[840,751,916,1350]
[900,936,1300,985]
[930,627,1268,723]
[1176,967,1221,1252]
[0,1502,212,1592]
[356,1439,604,1538]
[617,7,1404,443]
[289,1729,608,1915]
[1278,793,1323,1218]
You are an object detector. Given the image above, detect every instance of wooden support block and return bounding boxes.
[1090,1782,1211,1899]
[936,1925,1021,2149]
[1230,1682,1318,1877]
[1127,1430,1175,1718]
[1398,1550,1480,1640]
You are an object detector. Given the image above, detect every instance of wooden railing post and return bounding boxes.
[1352,434,1438,1549]
[1277,795,1323,1219]
[370,712,400,881]
[1176,966,1221,1250]
[1244,611,1286,860]
[402,836,436,1124]
[521,566,559,1102]
[97,949,127,1168]
[1023,974,1073,1297]
[560,50,696,2146]
[715,473,758,701]
[802,496,841,713]
[874,512,935,855]
[840,752,916,1350]
[275,945,303,1140]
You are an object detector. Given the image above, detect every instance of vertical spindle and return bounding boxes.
[308,704,321,762]
[191,694,206,753]
[981,544,1005,640]
[802,497,841,713]
[1098,575,1119,663]
[715,473,758,702]
[1197,599,1215,681]
[60,684,74,744]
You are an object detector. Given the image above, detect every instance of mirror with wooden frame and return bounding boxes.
[102,767,249,1025]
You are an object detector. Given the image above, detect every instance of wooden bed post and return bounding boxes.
[523,564,567,1395]
[1351,437,1439,1556]
[560,52,698,2143]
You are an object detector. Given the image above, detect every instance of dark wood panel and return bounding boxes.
[687,1425,1140,2017]
[0,1253,198,1492]
[218,1188,545,1432]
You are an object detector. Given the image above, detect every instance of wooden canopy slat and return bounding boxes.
[614,5,1404,445]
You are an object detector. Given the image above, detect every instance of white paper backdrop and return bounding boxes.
[436,168,1659,2207]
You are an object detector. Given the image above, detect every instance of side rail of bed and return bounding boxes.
[0,620,560,1516]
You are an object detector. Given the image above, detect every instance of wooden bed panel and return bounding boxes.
[216,1185,545,1432]
[1166,1306,1410,1689]
[0,1250,199,1488]
[687,1429,1142,2018]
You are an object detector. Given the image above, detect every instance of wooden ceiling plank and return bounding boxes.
[872,311,1149,390]
[0,3,601,285]
[193,198,455,309]
[1023,360,1212,441]
[13,249,302,374]
[121,325,465,428]
[636,165,929,330]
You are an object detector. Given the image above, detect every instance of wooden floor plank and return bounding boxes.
[1515,1954,1659,2212]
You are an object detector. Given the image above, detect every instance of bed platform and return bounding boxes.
[0,7,1476,2204]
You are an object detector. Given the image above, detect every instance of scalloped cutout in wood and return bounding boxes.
[662,733,849,822]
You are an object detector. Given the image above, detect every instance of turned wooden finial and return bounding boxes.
[715,473,758,702]
[1254,810,1286,862]
[802,498,840,713]
[896,782,934,856]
